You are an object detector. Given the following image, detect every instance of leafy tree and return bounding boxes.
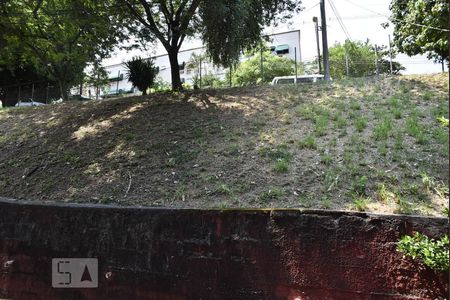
[231,51,297,86]
[124,56,159,95]
[328,40,404,79]
[118,0,301,91]
[85,62,109,99]
[0,0,126,100]
[389,0,449,63]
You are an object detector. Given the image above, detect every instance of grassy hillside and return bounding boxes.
[0,74,448,215]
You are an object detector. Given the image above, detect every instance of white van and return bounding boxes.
[271,74,325,85]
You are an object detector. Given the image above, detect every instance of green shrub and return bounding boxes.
[397,232,449,272]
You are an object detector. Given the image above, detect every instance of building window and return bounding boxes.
[275,44,289,55]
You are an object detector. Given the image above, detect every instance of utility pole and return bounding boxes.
[313,16,322,74]
[320,0,330,80]
[388,34,393,75]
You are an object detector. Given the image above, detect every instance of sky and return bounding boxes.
[103,0,448,75]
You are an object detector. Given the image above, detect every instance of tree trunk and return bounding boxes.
[168,48,182,91]
[57,79,69,101]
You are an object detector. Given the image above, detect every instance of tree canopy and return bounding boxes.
[0,0,126,100]
[389,0,449,63]
[119,0,302,90]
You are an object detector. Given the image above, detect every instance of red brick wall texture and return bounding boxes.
[0,198,448,300]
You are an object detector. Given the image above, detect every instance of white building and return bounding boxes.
[79,29,301,97]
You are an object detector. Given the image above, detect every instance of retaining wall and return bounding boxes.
[0,198,448,299]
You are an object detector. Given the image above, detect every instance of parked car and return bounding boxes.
[15,99,47,107]
[271,74,325,85]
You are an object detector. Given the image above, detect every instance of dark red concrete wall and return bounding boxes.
[0,198,448,300]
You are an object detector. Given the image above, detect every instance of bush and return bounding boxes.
[232,51,299,86]
[124,56,159,95]
[397,232,449,272]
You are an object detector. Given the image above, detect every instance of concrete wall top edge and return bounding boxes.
[0,197,447,222]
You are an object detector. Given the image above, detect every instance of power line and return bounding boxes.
[328,0,351,41]
[342,0,450,32]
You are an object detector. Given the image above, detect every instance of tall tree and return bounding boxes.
[119,0,301,91]
[389,0,449,63]
[0,0,126,100]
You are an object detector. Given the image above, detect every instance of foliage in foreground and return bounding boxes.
[397,232,449,272]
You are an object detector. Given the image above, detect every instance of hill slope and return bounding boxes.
[0,74,448,215]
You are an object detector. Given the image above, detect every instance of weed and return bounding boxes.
[314,115,329,136]
[320,196,332,209]
[432,128,448,144]
[394,132,404,150]
[377,183,389,203]
[378,142,388,157]
[166,157,176,167]
[395,196,415,214]
[298,135,317,149]
[405,112,424,139]
[352,175,368,196]
[192,127,204,138]
[324,169,340,191]
[373,116,392,141]
[421,172,434,191]
[350,101,361,110]
[353,196,370,211]
[124,132,137,141]
[260,188,284,202]
[431,100,449,118]
[354,117,368,132]
[215,183,233,195]
[63,152,80,164]
[298,193,314,207]
[335,114,348,129]
[392,108,402,119]
[388,97,401,109]
[422,90,433,101]
[320,154,333,165]
[297,105,316,119]
[259,144,292,161]
[227,144,240,156]
[343,149,354,164]
[274,159,289,173]
[173,185,187,201]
